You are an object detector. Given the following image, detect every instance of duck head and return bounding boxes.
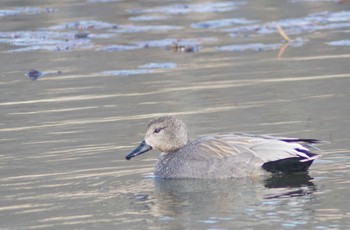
[125,116,189,160]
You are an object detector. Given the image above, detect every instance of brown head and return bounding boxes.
[125,116,189,160]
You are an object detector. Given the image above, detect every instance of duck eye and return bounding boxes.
[154,127,162,134]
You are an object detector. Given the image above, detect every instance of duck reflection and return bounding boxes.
[264,173,316,199]
[151,173,316,216]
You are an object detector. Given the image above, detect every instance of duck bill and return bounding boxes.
[125,140,152,160]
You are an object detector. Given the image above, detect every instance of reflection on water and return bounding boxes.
[264,173,316,199]
[121,173,318,229]
[2,2,350,54]
[153,173,316,213]
[153,178,263,219]
[0,7,56,17]
[1,0,350,229]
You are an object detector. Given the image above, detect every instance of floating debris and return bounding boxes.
[27,69,42,81]
[276,43,289,59]
[166,42,199,52]
[74,33,89,39]
[275,24,292,42]
[26,69,63,80]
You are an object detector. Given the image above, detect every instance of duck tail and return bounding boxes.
[299,154,320,162]
[281,138,322,144]
[295,148,320,162]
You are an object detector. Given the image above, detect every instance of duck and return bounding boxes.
[125,116,321,179]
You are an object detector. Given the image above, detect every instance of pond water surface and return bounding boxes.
[1,0,350,229]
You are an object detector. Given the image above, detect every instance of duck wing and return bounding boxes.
[190,133,320,172]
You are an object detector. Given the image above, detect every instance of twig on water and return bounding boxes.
[275,23,291,43]
[277,43,289,59]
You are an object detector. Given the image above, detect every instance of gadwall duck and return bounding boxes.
[125,116,320,179]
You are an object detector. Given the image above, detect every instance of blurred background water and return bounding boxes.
[0,0,350,229]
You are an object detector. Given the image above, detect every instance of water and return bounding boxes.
[1,0,350,229]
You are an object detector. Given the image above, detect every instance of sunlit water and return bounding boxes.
[1,0,350,229]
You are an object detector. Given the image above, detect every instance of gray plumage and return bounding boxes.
[125,116,320,179]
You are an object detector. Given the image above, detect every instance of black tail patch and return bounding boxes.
[262,157,314,173]
[280,138,321,144]
[295,148,318,159]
